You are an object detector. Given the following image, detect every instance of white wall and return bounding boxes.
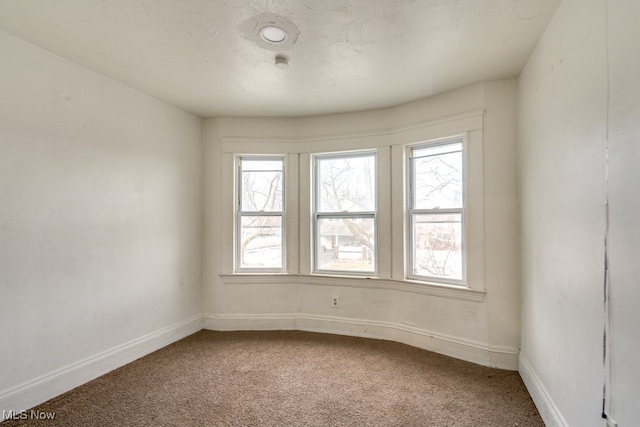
[608,2,640,424]
[518,0,640,425]
[203,80,521,370]
[0,32,203,412]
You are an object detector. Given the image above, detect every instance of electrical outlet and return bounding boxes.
[332,295,339,307]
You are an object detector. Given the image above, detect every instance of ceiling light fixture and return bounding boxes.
[260,25,288,44]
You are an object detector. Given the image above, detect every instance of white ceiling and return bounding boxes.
[0,0,561,118]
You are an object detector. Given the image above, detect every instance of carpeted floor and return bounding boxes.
[2,330,543,426]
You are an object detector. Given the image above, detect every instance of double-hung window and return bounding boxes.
[314,152,376,274]
[236,157,285,272]
[408,138,465,283]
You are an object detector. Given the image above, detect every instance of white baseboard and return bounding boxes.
[204,312,298,331]
[519,353,568,427]
[203,312,519,370]
[0,314,203,415]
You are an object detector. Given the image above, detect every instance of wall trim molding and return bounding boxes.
[203,312,517,370]
[219,274,486,303]
[0,314,203,414]
[220,109,484,154]
[519,353,568,427]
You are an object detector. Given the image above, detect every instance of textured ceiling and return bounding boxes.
[0,0,561,118]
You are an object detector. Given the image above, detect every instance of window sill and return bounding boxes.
[219,274,485,303]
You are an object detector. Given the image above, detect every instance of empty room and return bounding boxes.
[0,0,638,426]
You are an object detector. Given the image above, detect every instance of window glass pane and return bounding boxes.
[317,217,374,272]
[413,144,462,210]
[317,154,375,212]
[412,213,462,280]
[241,159,283,212]
[239,215,282,269]
[241,159,283,171]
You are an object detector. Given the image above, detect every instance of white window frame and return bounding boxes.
[312,150,378,276]
[406,136,466,286]
[235,155,286,273]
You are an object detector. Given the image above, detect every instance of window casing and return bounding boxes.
[236,156,285,272]
[313,151,377,275]
[408,138,465,284]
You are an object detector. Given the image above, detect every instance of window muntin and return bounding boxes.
[314,152,376,274]
[237,157,284,271]
[409,139,464,283]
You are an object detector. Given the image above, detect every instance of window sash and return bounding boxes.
[314,213,376,275]
[408,209,465,283]
[314,152,376,214]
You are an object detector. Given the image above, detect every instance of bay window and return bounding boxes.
[225,116,482,298]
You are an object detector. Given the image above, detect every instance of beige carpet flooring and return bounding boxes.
[2,330,543,426]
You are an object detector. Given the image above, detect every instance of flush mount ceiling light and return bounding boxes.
[240,13,299,51]
[260,26,288,44]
